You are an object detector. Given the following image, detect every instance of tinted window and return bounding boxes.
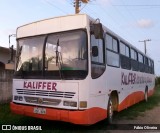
[113,39,118,52]
[120,42,131,69]
[126,46,130,57]
[131,49,134,59]
[106,34,119,67]
[138,53,143,63]
[120,42,125,55]
[107,51,119,67]
[106,34,112,50]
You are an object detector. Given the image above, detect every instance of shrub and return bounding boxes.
[155,76,160,86]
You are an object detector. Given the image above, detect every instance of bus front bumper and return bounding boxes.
[10,102,107,125]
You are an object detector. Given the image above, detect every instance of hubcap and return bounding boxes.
[145,91,148,101]
[109,100,113,119]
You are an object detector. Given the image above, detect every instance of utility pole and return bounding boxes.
[74,0,89,14]
[139,39,151,54]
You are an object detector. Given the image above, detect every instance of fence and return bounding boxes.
[0,70,14,104]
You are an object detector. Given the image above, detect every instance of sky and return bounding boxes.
[0,0,160,76]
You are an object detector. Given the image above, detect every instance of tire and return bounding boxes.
[107,97,113,124]
[145,88,148,102]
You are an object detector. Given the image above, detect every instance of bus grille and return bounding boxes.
[16,89,75,98]
[24,96,61,106]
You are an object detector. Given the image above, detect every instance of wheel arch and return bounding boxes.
[108,90,119,112]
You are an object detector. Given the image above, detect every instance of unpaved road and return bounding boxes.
[114,105,160,124]
[107,104,160,133]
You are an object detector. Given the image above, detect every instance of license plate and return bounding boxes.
[34,107,46,114]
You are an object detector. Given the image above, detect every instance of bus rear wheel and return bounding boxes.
[145,88,148,102]
[107,97,113,124]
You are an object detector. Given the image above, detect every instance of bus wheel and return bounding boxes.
[107,97,113,124]
[145,88,148,102]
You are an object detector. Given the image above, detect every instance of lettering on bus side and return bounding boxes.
[121,72,153,85]
[23,81,57,91]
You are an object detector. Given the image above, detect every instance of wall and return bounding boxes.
[0,49,10,64]
[0,46,16,65]
[0,70,14,104]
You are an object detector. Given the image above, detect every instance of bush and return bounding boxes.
[155,76,160,86]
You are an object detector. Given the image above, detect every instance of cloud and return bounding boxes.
[136,19,154,28]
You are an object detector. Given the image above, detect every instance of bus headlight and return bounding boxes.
[63,101,77,107]
[14,96,23,101]
[80,101,87,108]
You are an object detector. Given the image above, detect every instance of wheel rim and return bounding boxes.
[145,91,148,102]
[108,100,113,120]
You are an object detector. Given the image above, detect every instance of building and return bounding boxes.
[0,46,16,70]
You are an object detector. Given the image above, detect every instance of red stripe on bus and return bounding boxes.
[10,102,107,125]
[10,88,155,125]
[118,88,155,111]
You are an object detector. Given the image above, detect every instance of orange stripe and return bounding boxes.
[118,88,155,112]
[10,88,155,125]
[10,102,107,125]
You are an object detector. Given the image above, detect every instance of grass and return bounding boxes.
[114,85,160,120]
[0,85,160,132]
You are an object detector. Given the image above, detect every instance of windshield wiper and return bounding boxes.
[56,39,59,66]
[56,39,64,79]
[15,46,25,78]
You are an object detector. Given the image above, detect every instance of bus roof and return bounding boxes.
[16,14,89,39]
[16,13,153,60]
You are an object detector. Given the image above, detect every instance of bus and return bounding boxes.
[10,14,155,125]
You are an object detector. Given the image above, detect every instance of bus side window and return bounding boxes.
[151,60,154,74]
[138,53,144,72]
[120,42,131,70]
[106,34,119,67]
[145,57,149,73]
[131,48,139,71]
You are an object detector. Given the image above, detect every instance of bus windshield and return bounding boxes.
[15,30,88,79]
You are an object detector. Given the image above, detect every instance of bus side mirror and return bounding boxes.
[90,23,103,39]
[92,46,98,57]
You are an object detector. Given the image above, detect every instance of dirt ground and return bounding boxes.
[107,104,160,133]
[114,106,160,124]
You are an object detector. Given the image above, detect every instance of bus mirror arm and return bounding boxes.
[8,45,14,63]
[90,23,104,39]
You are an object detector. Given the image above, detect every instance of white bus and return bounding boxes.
[10,14,155,125]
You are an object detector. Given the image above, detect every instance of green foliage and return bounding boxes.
[155,76,160,86]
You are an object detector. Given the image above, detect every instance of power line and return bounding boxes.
[79,3,88,12]
[82,5,98,17]
[43,0,68,14]
[115,0,152,49]
[113,5,160,7]
[93,0,138,44]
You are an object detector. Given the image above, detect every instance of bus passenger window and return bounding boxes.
[120,42,131,70]
[106,34,119,67]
